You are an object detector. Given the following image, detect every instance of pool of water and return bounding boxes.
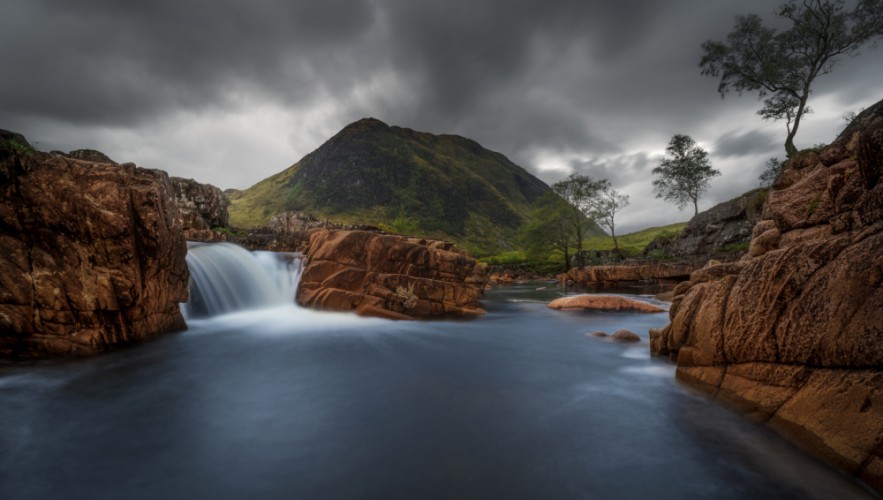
[0,284,875,499]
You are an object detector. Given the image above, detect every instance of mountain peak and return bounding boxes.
[343,117,389,132]
[229,120,600,253]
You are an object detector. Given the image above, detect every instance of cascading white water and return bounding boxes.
[181,242,303,319]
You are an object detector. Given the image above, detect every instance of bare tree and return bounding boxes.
[586,182,630,254]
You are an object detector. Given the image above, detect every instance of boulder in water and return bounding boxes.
[548,295,664,313]
[611,330,641,342]
[296,230,487,319]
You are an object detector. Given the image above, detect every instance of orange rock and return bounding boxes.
[652,99,883,493]
[612,329,641,342]
[0,148,189,359]
[547,295,664,313]
[296,230,488,319]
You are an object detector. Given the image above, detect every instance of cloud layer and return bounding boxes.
[2,0,880,232]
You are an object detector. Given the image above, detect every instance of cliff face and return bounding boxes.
[651,100,883,492]
[645,189,766,258]
[0,141,189,359]
[297,230,488,319]
[170,176,229,232]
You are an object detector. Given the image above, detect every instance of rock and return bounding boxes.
[654,291,675,302]
[588,331,608,337]
[567,261,699,291]
[651,99,883,493]
[0,146,189,359]
[645,189,767,258]
[0,129,34,160]
[296,230,488,319]
[66,149,116,164]
[547,295,665,313]
[224,211,380,253]
[170,176,229,231]
[611,330,641,342]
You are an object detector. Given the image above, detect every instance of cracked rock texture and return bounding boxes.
[297,230,487,320]
[650,100,883,493]
[0,144,189,359]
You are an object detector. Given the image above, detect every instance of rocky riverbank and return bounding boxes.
[0,134,189,359]
[650,100,883,492]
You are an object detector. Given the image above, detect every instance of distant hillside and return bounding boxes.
[228,118,600,254]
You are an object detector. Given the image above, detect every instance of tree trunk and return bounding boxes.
[693,198,699,216]
[611,226,619,254]
[563,248,570,271]
[786,91,810,158]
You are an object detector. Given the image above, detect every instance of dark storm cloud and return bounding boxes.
[0,0,378,125]
[2,0,881,214]
[1,0,774,152]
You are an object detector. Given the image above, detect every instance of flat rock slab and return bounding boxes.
[547,295,665,313]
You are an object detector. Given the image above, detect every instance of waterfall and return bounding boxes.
[181,242,303,319]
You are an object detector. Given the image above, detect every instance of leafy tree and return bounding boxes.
[759,157,786,187]
[585,183,630,254]
[521,192,579,270]
[653,134,721,215]
[700,0,883,157]
[552,173,605,265]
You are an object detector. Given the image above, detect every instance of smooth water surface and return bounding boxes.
[0,284,875,499]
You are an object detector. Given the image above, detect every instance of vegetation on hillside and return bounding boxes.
[484,222,688,273]
[228,118,602,254]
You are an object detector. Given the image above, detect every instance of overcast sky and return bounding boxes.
[1,0,880,233]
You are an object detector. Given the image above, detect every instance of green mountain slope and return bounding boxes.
[228,118,601,254]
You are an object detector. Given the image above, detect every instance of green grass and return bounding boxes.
[480,222,688,272]
[581,222,687,256]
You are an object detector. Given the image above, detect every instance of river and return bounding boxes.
[0,247,876,499]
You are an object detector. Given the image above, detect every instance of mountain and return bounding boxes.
[228,118,600,254]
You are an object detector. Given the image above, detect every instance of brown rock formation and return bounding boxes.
[0,144,189,359]
[170,176,229,234]
[296,230,487,319]
[227,211,381,253]
[547,295,665,313]
[567,261,699,291]
[644,189,767,258]
[650,100,883,492]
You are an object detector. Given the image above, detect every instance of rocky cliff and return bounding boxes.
[650,100,883,492]
[644,188,766,258]
[0,135,189,359]
[170,176,229,235]
[297,230,488,319]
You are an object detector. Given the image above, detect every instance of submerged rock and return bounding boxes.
[651,99,883,493]
[547,295,665,313]
[611,330,641,342]
[296,230,488,319]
